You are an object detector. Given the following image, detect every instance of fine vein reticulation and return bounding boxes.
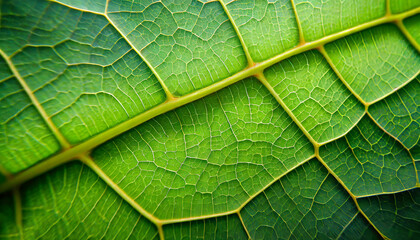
[0,0,419,239]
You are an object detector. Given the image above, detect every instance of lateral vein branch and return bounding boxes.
[79,154,163,227]
[13,187,23,240]
[290,0,306,44]
[0,49,70,149]
[315,156,389,239]
[0,6,418,194]
[219,0,254,67]
[317,45,368,106]
[104,0,175,101]
[394,19,420,53]
[365,111,420,185]
[255,72,319,147]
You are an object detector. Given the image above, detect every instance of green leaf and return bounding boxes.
[225,0,299,62]
[319,115,416,196]
[240,159,380,239]
[93,78,314,219]
[107,0,248,96]
[391,0,420,14]
[0,0,419,239]
[0,55,60,173]
[293,0,386,42]
[368,78,420,177]
[358,188,420,240]
[264,50,365,143]
[324,24,419,104]
[0,162,159,239]
[163,215,248,240]
[403,15,420,49]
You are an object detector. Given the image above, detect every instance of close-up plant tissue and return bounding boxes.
[0,0,419,239]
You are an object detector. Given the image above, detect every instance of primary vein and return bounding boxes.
[0,7,419,193]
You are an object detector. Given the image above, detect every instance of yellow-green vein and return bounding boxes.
[0,49,70,149]
[0,6,419,193]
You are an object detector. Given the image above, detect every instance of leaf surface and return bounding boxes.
[0,0,419,239]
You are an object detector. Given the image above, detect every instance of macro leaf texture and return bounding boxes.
[0,0,419,239]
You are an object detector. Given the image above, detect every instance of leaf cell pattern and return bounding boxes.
[0,53,60,173]
[241,159,380,239]
[93,78,314,219]
[0,0,419,239]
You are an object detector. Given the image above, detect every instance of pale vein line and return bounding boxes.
[79,155,164,233]
[320,43,419,185]
[318,36,418,237]
[157,227,164,240]
[0,49,70,149]
[317,111,366,146]
[50,0,104,15]
[52,0,176,100]
[353,186,419,199]
[386,0,391,16]
[315,155,389,240]
[161,155,314,225]
[255,73,319,147]
[103,0,174,100]
[290,0,306,44]
[13,188,23,240]
[367,70,420,106]
[365,111,420,186]
[318,46,368,106]
[336,212,359,239]
[257,48,389,237]
[254,68,391,238]
[0,7,418,236]
[237,212,251,239]
[0,153,78,193]
[395,19,420,53]
[62,154,314,228]
[0,7,419,193]
[219,0,254,66]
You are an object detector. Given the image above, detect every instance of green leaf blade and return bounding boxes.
[225,0,299,62]
[391,0,420,14]
[1,0,168,145]
[358,188,420,239]
[0,0,419,239]
[93,78,314,219]
[0,56,60,173]
[294,0,386,42]
[163,215,248,240]
[320,115,416,196]
[264,50,365,143]
[0,162,159,240]
[324,24,420,103]
[403,14,420,45]
[241,159,379,240]
[107,0,248,96]
[368,78,419,151]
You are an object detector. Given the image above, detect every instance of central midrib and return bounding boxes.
[0,6,418,195]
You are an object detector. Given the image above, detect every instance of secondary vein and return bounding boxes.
[104,0,175,101]
[0,49,70,149]
[219,0,254,67]
[0,7,419,193]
